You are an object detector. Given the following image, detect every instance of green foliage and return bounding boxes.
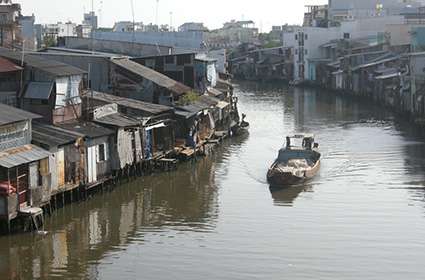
[262,41,282,49]
[43,36,57,48]
[177,91,200,106]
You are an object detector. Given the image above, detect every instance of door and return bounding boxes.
[57,149,65,188]
[184,66,195,88]
[16,166,29,208]
[87,146,97,183]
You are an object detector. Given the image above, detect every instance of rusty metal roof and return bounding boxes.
[0,57,22,73]
[0,103,41,125]
[111,58,191,96]
[0,144,51,168]
[0,48,87,77]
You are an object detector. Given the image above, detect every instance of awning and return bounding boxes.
[145,122,166,131]
[24,82,54,100]
[0,144,51,168]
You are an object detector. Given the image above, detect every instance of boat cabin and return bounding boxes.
[285,134,317,150]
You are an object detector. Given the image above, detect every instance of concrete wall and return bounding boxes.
[63,37,173,57]
[0,120,31,150]
[92,31,205,50]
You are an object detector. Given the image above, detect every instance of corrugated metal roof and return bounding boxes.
[352,56,399,71]
[57,121,114,138]
[175,95,218,116]
[87,91,173,115]
[0,103,41,125]
[112,58,191,96]
[0,57,22,73]
[195,54,218,62]
[0,144,51,168]
[0,48,87,77]
[24,82,54,100]
[32,122,81,148]
[94,113,141,128]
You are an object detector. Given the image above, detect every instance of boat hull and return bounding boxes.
[267,160,320,187]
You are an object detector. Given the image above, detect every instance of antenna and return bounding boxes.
[131,0,135,39]
[155,0,159,27]
[91,0,94,54]
[169,11,173,31]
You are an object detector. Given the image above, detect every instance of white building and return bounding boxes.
[58,22,77,37]
[328,0,422,22]
[290,15,405,81]
[178,22,207,32]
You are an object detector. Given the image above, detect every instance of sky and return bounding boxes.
[15,0,327,32]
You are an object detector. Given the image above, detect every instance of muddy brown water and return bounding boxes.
[2,82,425,280]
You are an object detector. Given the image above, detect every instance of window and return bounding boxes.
[343,33,350,39]
[177,54,192,65]
[97,144,107,162]
[295,34,298,40]
[165,55,175,64]
[305,49,308,55]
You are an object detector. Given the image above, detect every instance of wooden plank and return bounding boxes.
[57,149,65,188]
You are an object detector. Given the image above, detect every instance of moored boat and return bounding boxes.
[267,134,320,187]
[232,113,249,136]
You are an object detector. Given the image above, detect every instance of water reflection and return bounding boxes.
[269,185,313,207]
[0,137,251,280]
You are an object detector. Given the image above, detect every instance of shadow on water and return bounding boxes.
[269,184,314,207]
[0,136,249,280]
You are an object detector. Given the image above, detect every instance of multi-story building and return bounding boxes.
[83,11,97,30]
[290,15,405,82]
[18,14,36,50]
[58,22,77,37]
[207,20,259,49]
[328,0,422,22]
[0,0,21,48]
[178,22,207,32]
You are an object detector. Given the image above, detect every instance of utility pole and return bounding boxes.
[90,0,95,117]
[20,39,25,103]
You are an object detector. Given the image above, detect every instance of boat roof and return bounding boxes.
[287,134,315,139]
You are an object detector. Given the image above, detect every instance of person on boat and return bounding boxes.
[303,137,312,150]
[286,137,291,149]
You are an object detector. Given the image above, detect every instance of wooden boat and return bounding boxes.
[267,134,320,187]
[232,113,249,136]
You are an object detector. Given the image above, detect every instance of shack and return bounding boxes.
[91,103,143,171]
[0,104,51,232]
[131,52,197,89]
[175,95,219,148]
[0,48,87,124]
[84,91,176,160]
[0,56,22,106]
[110,58,191,106]
[32,122,84,196]
[195,54,217,93]
[56,121,114,189]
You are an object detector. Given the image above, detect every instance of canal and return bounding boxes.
[2,82,425,279]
